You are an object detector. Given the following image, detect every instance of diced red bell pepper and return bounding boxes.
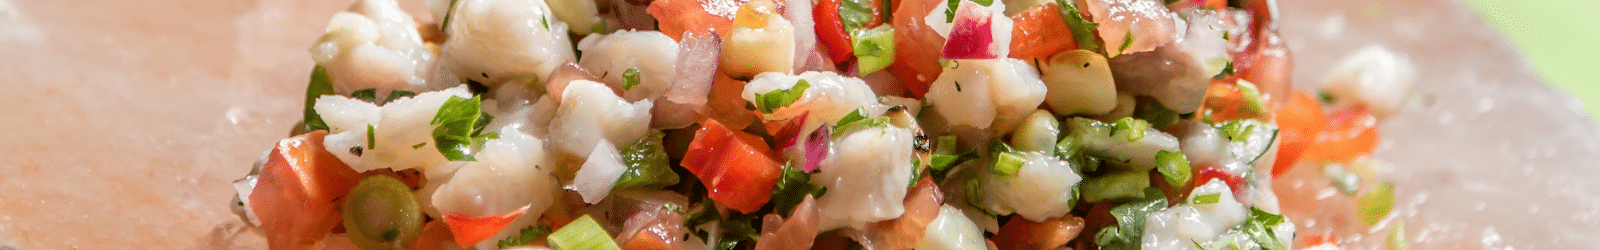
[1193,166,1246,201]
[441,205,531,248]
[992,215,1086,250]
[682,119,784,213]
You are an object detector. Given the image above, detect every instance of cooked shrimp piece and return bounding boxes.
[310,0,436,96]
[442,0,576,88]
[812,124,917,230]
[428,126,558,249]
[576,30,680,102]
[742,71,885,137]
[314,85,472,176]
[1084,0,1179,56]
[548,80,654,159]
[924,59,1047,135]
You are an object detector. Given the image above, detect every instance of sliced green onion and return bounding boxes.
[614,131,680,190]
[1080,170,1151,203]
[1155,150,1191,188]
[1217,120,1256,142]
[547,215,621,250]
[1131,97,1181,129]
[343,175,424,250]
[964,178,986,210]
[851,26,897,76]
[1113,117,1150,142]
[753,79,811,114]
[1358,182,1396,226]
[366,124,377,149]
[992,152,1027,176]
[621,67,641,91]
[1191,193,1221,205]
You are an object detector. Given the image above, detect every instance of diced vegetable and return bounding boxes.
[1239,207,1292,250]
[888,0,949,98]
[1358,182,1396,226]
[497,225,552,249]
[1092,188,1167,250]
[1052,0,1098,53]
[682,119,784,213]
[300,65,335,133]
[1154,150,1191,188]
[941,2,999,59]
[548,215,622,250]
[1272,91,1328,176]
[722,0,796,78]
[441,205,530,248]
[1302,105,1379,164]
[771,165,829,215]
[816,0,858,67]
[343,175,424,250]
[753,79,812,114]
[1079,171,1150,203]
[572,140,627,204]
[430,95,492,162]
[1193,167,1246,198]
[648,0,739,40]
[615,131,682,191]
[249,131,362,249]
[991,215,1085,250]
[852,25,898,75]
[1008,3,1079,62]
[1039,50,1116,117]
[1202,79,1270,122]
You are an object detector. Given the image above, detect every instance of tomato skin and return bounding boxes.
[1271,91,1327,176]
[441,206,531,248]
[1303,105,1379,164]
[648,0,739,40]
[682,119,784,213]
[815,0,856,67]
[1007,3,1079,62]
[250,130,363,250]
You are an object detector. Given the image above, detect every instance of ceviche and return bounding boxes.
[229,0,1416,249]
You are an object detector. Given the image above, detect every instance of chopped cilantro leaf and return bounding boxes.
[351,89,379,103]
[430,96,489,161]
[771,164,827,215]
[300,65,336,132]
[1056,0,1101,53]
[839,0,876,32]
[1192,193,1221,205]
[496,225,552,249]
[753,79,811,113]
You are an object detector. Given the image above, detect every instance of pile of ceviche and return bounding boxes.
[229,0,1417,249]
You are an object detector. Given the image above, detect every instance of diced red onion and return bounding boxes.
[940,3,997,60]
[664,31,721,107]
[803,125,830,172]
[545,62,603,103]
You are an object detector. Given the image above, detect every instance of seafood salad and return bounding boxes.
[229,0,1416,249]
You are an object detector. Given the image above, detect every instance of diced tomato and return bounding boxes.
[1271,91,1327,176]
[409,220,456,250]
[1201,78,1269,121]
[1202,0,1228,9]
[868,177,944,248]
[682,119,784,213]
[441,205,531,248]
[1193,166,1246,201]
[648,0,742,40]
[815,0,856,67]
[1297,233,1339,248]
[620,225,675,250]
[1008,3,1079,62]
[1302,105,1379,164]
[249,131,363,250]
[887,0,946,98]
[991,216,1086,250]
[704,73,760,129]
[1235,31,1293,108]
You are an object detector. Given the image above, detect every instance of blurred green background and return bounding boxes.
[1466,0,1600,119]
